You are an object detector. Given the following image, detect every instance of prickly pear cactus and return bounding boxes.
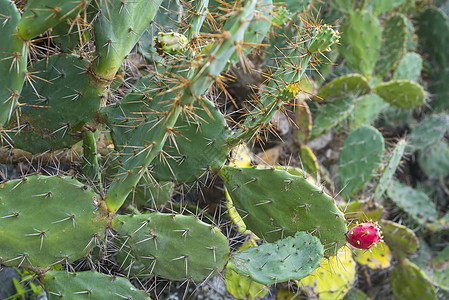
[1,0,448,298]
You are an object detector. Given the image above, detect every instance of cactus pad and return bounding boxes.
[386,180,438,227]
[339,125,385,197]
[339,11,382,76]
[317,74,370,100]
[0,175,106,268]
[380,220,418,259]
[391,259,437,300]
[220,166,347,256]
[373,139,406,201]
[311,96,355,138]
[151,97,231,183]
[393,52,423,82]
[350,94,385,129]
[228,232,323,285]
[17,0,91,41]
[42,270,149,299]
[376,14,407,76]
[418,141,449,178]
[373,80,425,109]
[113,213,229,281]
[8,54,102,153]
[407,113,449,151]
[372,0,408,16]
[0,0,27,127]
[92,0,163,81]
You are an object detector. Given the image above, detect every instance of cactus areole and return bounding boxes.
[346,222,382,249]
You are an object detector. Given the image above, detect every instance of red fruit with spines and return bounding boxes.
[346,222,382,249]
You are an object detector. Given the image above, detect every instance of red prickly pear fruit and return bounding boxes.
[346,222,382,249]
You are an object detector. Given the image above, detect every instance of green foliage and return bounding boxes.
[42,270,150,299]
[339,125,385,197]
[339,10,382,76]
[393,52,423,81]
[387,180,439,227]
[0,0,448,298]
[113,213,229,281]
[373,80,425,109]
[220,166,347,256]
[0,175,106,268]
[376,14,407,76]
[391,259,437,300]
[228,232,323,285]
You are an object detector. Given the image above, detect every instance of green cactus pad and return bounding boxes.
[339,125,385,197]
[380,220,419,259]
[300,247,356,299]
[219,166,347,256]
[224,240,268,299]
[0,175,106,268]
[229,0,273,65]
[391,259,437,300]
[393,52,423,82]
[339,11,382,76]
[373,139,406,201]
[0,0,27,127]
[104,0,258,210]
[113,213,229,281]
[386,180,438,227]
[373,80,425,109]
[92,0,163,81]
[342,289,371,300]
[228,232,323,285]
[372,0,409,16]
[344,200,383,222]
[230,20,339,145]
[307,24,340,53]
[17,0,91,41]
[407,113,449,151]
[418,141,449,178]
[417,8,449,111]
[311,96,355,138]
[52,15,92,53]
[329,0,355,14]
[42,270,149,299]
[126,174,174,209]
[376,14,407,76]
[151,97,231,183]
[350,94,385,129]
[317,74,370,100]
[417,8,449,69]
[8,54,103,153]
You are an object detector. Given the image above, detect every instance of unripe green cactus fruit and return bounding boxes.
[154,31,188,56]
